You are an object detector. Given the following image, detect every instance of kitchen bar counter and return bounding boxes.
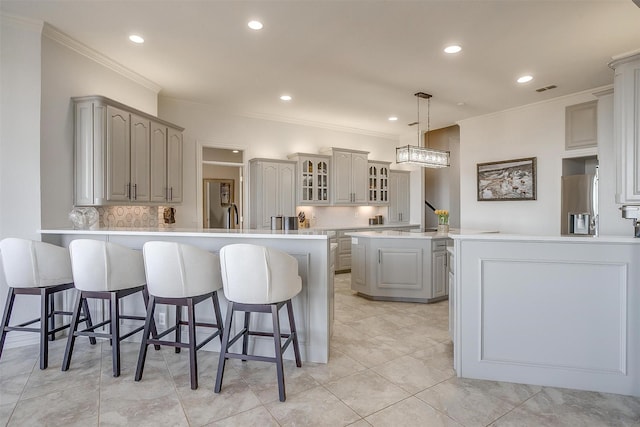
[40,227,331,363]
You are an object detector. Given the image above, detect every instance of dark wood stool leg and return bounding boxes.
[62,292,84,371]
[175,305,182,354]
[271,304,286,402]
[141,287,160,351]
[135,295,156,382]
[81,298,97,345]
[214,301,235,394]
[286,300,302,367]
[187,297,198,390]
[0,288,16,361]
[39,287,49,370]
[110,292,121,377]
[48,291,56,341]
[242,311,251,359]
[211,292,224,343]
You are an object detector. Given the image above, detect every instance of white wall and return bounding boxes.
[1,16,43,241]
[158,97,406,228]
[458,89,606,235]
[40,30,158,228]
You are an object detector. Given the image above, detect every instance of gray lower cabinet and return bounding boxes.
[337,230,354,272]
[350,234,449,303]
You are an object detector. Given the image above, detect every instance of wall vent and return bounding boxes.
[536,85,558,93]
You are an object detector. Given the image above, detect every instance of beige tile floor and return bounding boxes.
[1,273,639,426]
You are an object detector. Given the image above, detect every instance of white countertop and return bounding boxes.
[450,232,640,244]
[40,227,330,240]
[346,228,495,239]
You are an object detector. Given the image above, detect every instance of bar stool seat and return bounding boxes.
[0,238,94,369]
[62,239,156,377]
[136,241,224,390]
[215,243,302,402]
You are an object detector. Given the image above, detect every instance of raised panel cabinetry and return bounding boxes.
[389,170,410,223]
[249,159,296,229]
[431,239,448,299]
[611,52,640,204]
[565,100,597,150]
[368,161,390,205]
[287,153,330,205]
[74,95,184,206]
[324,148,369,205]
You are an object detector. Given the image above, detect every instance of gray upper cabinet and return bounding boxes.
[324,148,369,205]
[611,52,640,204]
[565,100,597,150]
[368,161,391,205]
[287,153,331,205]
[389,170,410,224]
[73,95,184,206]
[249,158,296,229]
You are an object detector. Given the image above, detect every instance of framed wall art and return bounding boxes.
[477,157,537,201]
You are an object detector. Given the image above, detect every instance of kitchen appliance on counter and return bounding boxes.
[271,216,298,230]
[620,205,640,237]
[561,169,598,236]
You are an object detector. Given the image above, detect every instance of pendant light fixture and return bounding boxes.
[396,92,450,168]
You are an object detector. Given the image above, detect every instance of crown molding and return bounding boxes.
[42,23,162,94]
[1,12,44,32]
[243,110,398,140]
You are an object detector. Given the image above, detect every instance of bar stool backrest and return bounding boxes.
[69,239,145,292]
[142,241,223,298]
[219,243,301,304]
[0,238,72,288]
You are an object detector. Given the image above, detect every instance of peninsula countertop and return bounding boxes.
[39,227,331,240]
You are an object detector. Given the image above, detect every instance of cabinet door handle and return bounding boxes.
[133,183,137,200]
[378,249,381,263]
[170,187,173,201]
[127,183,131,200]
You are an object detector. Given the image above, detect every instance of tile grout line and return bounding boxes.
[482,388,543,427]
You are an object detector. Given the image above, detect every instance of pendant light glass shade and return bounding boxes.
[396,92,450,168]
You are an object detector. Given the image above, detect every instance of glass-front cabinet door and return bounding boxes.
[288,153,331,205]
[368,161,391,205]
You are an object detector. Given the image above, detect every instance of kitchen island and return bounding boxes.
[346,229,452,303]
[451,232,640,397]
[41,227,332,363]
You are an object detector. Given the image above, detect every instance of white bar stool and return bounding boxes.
[62,239,156,377]
[136,241,224,390]
[0,238,94,369]
[214,243,302,402]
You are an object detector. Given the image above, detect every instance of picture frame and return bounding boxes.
[477,157,536,201]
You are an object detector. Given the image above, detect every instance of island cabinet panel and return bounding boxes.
[351,243,367,291]
[73,95,184,206]
[377,248,422,290]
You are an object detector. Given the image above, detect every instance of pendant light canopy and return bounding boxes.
[396,92,450,168]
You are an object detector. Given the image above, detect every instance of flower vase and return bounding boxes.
[437,215,449,233]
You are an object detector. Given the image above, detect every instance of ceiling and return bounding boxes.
[2,0,640,139]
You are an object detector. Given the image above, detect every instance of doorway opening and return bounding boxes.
[200,146,244,229]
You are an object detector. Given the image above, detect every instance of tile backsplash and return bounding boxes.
[97,206,174,228]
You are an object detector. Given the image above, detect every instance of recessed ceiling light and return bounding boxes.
[388,116,398,121]
[517,75,533,84]
[128,34,144,44]
[280,95,292,101]
[444,45,462,54]
[248,20,263,30]
[232,150,239,153]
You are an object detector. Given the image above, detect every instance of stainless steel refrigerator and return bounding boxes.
[560,169,598,236]
[204,180,239,229]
